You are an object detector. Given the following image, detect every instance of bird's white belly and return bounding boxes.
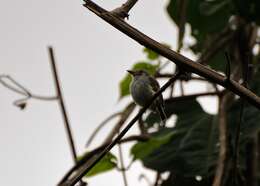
[130,80,154,107]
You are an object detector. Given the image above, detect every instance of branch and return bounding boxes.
[0,75,57,105]
[212,93,231,186]
[83,0,260,109]
[49,46,85,186]
[118,144,128,186]
[86,112,121,147]
[154,172,161,186]
[58,72,181,186]
[111,0,139,19]
[49,47,78,163]
[103,102,135,143]
[58,134,150,185]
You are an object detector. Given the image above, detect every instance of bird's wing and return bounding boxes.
[148,76,160,92]
[148,76,165,108]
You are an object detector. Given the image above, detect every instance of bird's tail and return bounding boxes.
[156,102,167,127]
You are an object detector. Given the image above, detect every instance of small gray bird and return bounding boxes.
[127,70,167,126]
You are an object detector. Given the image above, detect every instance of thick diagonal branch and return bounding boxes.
[83,0,260,109]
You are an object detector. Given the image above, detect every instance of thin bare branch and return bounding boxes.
[116,158,135,171]
[86,112,121,147]
[154,173,161,186]
[49,47,78,163]
[224,52,231,80]
[118,144,128,186]
[180,80,184,96]
[212,93,231,186]
[0,75,57,101]
[83,0,260,109]
[103,102,135,143]
[58,72,181,186]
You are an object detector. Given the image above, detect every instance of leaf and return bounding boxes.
[167,0,232,53]
[119,62,159,98]
[77,152,117,177]
[137,99,219,177]
[143,48,159,60]
[131,130,175,160]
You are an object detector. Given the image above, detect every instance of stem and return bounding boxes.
[212,93,230,186]
[48,47,77,162]
[118,144,128,186]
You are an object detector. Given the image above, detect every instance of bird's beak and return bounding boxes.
[127,70,135,75]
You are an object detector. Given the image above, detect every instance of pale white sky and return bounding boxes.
[0,0,217,186]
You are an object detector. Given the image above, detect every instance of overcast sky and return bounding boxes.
[0,0,217,186]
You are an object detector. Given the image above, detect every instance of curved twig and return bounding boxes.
[86,112,121,147]
[103,102,135,144]
[118,144,128,186]
[0,75,57,101]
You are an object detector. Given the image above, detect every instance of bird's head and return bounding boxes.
[127,70,149,77]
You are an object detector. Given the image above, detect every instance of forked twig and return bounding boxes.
[111,0,139,19]
[0,75,57,107]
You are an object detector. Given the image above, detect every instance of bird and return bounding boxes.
[127,69,167,126]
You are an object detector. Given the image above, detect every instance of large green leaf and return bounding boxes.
[119,62,159,98]
[77,152,117,177]
[133,99,219,177]
[131,129,177,160]
[167,0,232,53]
